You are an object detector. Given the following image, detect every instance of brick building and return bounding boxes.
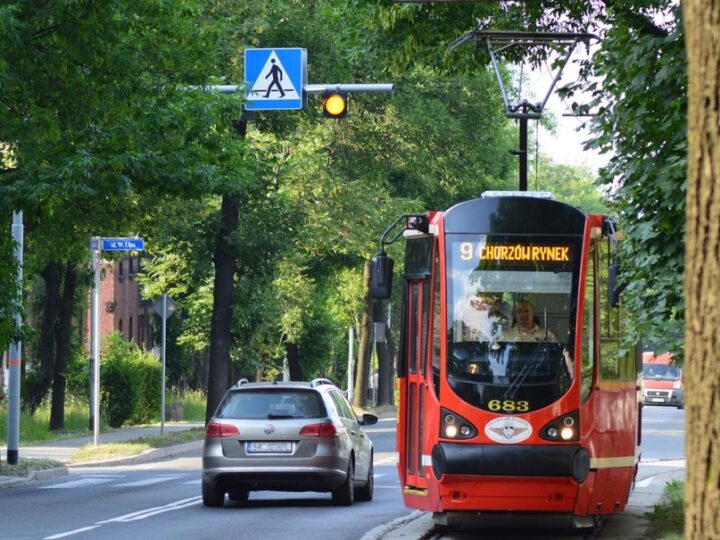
[87,255,155,351]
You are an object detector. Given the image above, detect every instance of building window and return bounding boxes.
[119,319,123,335]
[129,316,134,342]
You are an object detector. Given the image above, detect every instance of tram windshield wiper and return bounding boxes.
[501,341,551,400]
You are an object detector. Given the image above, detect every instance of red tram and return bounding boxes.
[371,192,641,528]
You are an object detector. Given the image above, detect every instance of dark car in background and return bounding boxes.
[202,378,377,507]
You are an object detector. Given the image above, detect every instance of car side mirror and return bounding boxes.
[608,258,623,308]
[360,413,378,426]
[370,251,393,300]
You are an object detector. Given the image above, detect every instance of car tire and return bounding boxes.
[332,460,354,506]
[202,479,225,507]
[228,488,249,503]
[355,457,373,502]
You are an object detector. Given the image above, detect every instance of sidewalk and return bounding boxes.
[0,422,204,487]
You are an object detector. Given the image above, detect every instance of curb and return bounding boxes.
[0,466,68,489]
[360,510,429,540]
[69,440,204,468]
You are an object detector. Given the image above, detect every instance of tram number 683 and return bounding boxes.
[488,399,530,412]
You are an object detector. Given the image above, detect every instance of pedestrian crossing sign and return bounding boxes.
[244,48,307,111]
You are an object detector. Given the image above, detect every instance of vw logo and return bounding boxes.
[264,424,275,434]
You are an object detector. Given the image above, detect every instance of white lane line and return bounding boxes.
[97,496,202,523]
[183,479,201,485]
[41,478,114,489]
[43,497,202,538]
[113,475,185,488]
[44,526,100,539]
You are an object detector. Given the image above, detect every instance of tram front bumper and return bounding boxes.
[431,442,590,483]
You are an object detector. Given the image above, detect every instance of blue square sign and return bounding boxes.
[244,48,307,111]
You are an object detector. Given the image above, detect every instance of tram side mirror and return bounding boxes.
[608,258,623,307]
[370,250,394,300]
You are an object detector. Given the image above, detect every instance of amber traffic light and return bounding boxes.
[322,92,348,118]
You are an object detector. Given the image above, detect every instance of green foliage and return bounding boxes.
[0,231,21,351]
[130,353,162,425]
[585,4,686,357]
[100,332,160,427]
[646,480,685,539]
[532,156,608,214]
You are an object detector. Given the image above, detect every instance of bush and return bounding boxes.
[99,333,161,427]
[130,353,161,424]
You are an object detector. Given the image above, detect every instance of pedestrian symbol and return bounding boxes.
[245,48,307,111]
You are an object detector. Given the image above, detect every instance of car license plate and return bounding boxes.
[247,441,292,454]
[651,398,665,403]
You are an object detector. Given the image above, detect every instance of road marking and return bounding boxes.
[113,475,185,488]
[183,479,201,485]
[45,526,100,539]
[41,478,115,489]
[45,497,203,538]
[97,496,202,522]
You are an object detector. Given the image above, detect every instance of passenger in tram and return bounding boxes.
[456,291,512,342]
[504,299,558,342]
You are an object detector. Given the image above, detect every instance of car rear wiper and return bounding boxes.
[267,414,296,419]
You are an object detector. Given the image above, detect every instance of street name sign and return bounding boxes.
[92,237,145,251]
[244,48,307,111]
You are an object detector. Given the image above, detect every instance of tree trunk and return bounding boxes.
[683,3,720,538]
[286,342,302,381]
[28,262,60,413]
[205,190,241,423]
[50,263,77,431]
[205,119,247,424]
[374,301,394,407]
[353,260,373,409]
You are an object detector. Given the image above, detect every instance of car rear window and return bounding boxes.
[218,389,327,419]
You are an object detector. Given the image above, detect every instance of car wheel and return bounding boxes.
[202,479,225,507]
[355,457,373,502]
[332,460,354,506]
[228,488,249,503]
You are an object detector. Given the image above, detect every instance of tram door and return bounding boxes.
[404,278,431,490]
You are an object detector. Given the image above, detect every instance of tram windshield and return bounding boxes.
[446,234,581,413]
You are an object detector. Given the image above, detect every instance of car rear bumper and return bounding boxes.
[203,461,348,492]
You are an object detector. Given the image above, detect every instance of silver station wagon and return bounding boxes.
[202,378,378,507]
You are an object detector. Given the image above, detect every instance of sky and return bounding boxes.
[512,46,609,173]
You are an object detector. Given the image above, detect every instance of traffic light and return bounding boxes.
[322,92,348,119]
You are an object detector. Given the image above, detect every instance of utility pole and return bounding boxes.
[6,211,24,465]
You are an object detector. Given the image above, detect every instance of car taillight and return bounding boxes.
[205,422,240,438]
[299,423,337,437]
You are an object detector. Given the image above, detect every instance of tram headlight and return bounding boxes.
[440,408,477,440]
[540,410,579,442]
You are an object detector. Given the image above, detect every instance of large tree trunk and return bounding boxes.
[683,3,720,538]
[353,260,373,409]
[27,262,61,413]
[286,342,302,381]
[205,120,246,424]
[50,263,77,431]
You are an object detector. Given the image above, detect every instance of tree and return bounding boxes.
[682,2,720,537]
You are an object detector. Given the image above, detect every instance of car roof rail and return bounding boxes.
[310,378,334,388]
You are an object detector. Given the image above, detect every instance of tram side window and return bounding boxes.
[580,241,596,401]
[598,238,628,380]
[431,250,441,396]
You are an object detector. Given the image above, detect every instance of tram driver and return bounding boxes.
[504,299,557,342]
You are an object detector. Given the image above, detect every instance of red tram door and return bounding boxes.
[403,279,430,491]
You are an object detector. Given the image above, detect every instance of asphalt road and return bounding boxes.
[0,417,407,540]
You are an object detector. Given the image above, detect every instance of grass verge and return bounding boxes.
[70,427,205,463]
[646,480,684,539]
[0,458,65,477]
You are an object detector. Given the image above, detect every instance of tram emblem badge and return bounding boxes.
[485,417,532,444]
